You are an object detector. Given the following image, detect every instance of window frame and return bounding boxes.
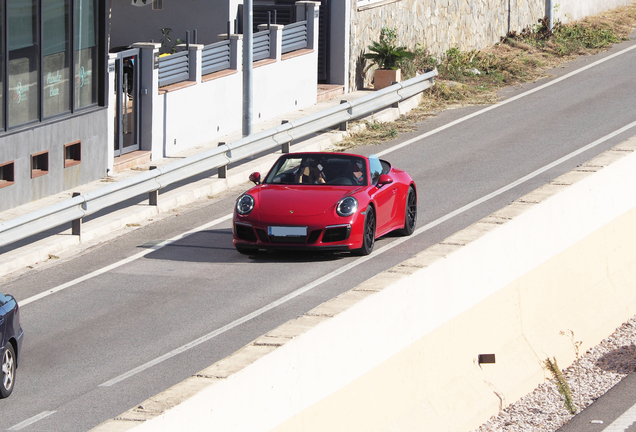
[0,160,15,188]
[31,150,49,178]
[64,140,81,167]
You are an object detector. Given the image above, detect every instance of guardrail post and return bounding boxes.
[72,192,82,237]
[149,166,159,206]
[218,143,228,178]
[281,120,290,153]
[392,82,400,108]
[339,100,348,131]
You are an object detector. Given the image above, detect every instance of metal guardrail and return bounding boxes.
[282,21,307,54]
[0,69,437,248]
[202,40,232,76]
[158,50,190,87]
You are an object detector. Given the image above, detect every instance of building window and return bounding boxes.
[64,141,81,167]
[31,151,49,178]
[0,0,103,132]
[0,161,14,188]
[74,0,97,109]
[43,0,71,118]
[152,0,163,10]
[8,0,39,128]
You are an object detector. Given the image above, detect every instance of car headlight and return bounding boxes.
[336,196,358,217]
[236,194,255,215]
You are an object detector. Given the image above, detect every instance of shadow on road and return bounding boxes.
[140,228,348,264]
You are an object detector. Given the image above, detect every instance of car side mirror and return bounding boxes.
[377,174,393,186]
[249,172,261,185]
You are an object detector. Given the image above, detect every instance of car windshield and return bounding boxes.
[264,154,368,186]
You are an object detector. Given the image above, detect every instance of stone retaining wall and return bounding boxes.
[351,0,544,89]
[350,0,635,89]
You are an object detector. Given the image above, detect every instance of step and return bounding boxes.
[317,84,345,103]
[112,151,152,173]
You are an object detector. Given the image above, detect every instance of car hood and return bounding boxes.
[257,185,361,217]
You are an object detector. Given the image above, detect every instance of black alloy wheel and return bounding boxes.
[1,344,16,398]
[354,207,376,256]
[398,187,417,236]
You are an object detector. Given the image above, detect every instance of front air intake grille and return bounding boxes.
[256,229,269,243]
[270,236,307,244]
[235,224,257,242]
[307,230,322,244]
[323,226,350,243]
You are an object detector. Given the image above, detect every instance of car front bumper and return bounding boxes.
[233,213,365,252]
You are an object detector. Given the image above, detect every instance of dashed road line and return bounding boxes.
[7,411,56,431]
[602,402,636,431]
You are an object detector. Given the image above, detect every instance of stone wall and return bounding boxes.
[349,0,544,89]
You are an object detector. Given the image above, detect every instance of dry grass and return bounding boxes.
[337,3,636,151]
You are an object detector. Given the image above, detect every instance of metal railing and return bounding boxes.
[158,50,190,87]
[282,21,307,54]
[0,69,437,248]
[202,40,232,76]
[253,31,271,62]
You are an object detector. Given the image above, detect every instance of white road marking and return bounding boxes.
[602,402,636,431]
[7,411,56,431]
[19,214,233,307]
[376,42,636,158]
[99,120,636,387]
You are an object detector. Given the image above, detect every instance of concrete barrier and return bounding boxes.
[91,136,636,432]
[557,0,635,23]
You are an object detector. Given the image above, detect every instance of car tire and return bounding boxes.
[398,186,417,236]
[353,206,376,256]
[236,245,256,255]
[1,343,16,399]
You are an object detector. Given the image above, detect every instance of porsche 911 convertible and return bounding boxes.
[233,152,417,255]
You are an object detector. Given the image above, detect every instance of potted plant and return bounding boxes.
[364,28,415,90]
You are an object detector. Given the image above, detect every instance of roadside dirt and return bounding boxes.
[336,3,636,151]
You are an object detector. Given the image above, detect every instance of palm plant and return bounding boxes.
[364,28,415,70]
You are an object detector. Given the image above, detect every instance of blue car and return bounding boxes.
[1,292,23,398]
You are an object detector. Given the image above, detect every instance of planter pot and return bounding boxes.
[374,69,401,90]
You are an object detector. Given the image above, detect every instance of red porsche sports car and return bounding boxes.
[233,152,417,255]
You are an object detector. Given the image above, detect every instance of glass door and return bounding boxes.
[114,48,139,156]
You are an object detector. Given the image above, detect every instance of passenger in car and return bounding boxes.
[350,160,366,185]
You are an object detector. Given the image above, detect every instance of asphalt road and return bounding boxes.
[557,372,636,432]
[1,34,636,431]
